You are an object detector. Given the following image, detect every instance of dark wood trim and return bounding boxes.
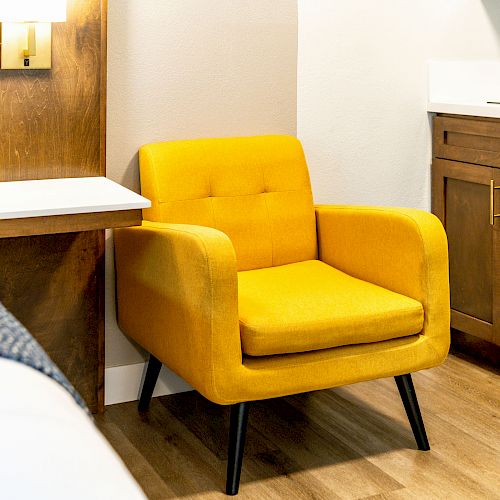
[96,228,106,413]
[100,0,108,177]
[432,158,495,186]
[451,310,493,343]
[451,330,500,368]
[96,0,108,413]
[437,113,500,124]
[0,209,142,239]
[431,160,445,224]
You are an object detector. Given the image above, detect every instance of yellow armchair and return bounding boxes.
[114,135,450,496]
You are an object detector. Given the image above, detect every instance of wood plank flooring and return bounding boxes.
[96,354,499,499]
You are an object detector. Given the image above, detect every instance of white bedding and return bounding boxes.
[0,358,146,500]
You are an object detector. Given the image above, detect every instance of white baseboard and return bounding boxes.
[104,362,193,406]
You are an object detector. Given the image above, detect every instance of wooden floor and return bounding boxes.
[96,354,500,499]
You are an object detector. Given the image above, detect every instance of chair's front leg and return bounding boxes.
[226,402,251,495]
[138,354,162,411]
[395,374,430,451]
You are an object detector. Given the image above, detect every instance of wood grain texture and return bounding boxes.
[0,0,102,181]
[0,231,104,412]
[0,209,142,238]
[446,177,492,323]
[431,158,498,344]
[451,310,493,343]
[97,355,500,499]
[99,0,107,176]
[434,115,500,168]
[0,0,107,411]
[432,114,500,354]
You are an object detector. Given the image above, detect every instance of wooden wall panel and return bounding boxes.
[0,0,103,180]
[0,0,106,411]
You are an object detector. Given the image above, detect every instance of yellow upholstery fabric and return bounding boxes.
[139,135,317,271]
[315,205,450,356]
[238,260,424,356]
[114,135,450,406]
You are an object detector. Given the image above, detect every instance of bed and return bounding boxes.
[0,303,145,499]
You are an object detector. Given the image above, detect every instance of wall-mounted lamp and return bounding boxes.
[0,1,67,70]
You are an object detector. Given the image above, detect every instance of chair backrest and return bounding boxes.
[139,135,317,271]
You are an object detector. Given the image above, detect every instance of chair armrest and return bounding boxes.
[114,221,242,403]
[315,205,450,351]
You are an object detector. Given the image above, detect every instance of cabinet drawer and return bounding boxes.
[433,116,500,168]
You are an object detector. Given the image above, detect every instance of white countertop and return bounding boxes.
[427,61,500,119]
[0,177,150,220]
[427,101,500,119]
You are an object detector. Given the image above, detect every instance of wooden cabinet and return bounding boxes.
[432,114,500,359]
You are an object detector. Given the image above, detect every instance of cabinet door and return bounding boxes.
[432,158,500,346]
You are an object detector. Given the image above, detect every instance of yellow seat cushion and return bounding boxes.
[238,260,424,356]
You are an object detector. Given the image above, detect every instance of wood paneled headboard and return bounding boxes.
[0,0,108,412]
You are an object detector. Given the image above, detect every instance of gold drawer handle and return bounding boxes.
[490,180,500,225]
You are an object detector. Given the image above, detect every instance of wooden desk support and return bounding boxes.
[0,177,150,413]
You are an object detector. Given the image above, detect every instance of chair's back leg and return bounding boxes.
[395,374,430,451]
[138,354,162,411]
[226,402,250,496]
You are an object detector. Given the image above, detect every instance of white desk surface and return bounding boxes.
[0,177,151,220]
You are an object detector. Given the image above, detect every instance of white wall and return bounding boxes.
[104,0,500,399]
[106,0,298,369]
[298,0,500,208]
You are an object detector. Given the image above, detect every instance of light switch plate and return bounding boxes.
[1,23,52,70]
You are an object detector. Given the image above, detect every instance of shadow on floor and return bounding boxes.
[98,383,416,498]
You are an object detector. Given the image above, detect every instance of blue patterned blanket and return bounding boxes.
[0,302,89,414]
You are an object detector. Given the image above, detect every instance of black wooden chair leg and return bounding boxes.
[226,402,250,496]
[395,374,430,451]
[138,354,162,411]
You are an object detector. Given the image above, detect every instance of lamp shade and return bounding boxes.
[0,0,66,22]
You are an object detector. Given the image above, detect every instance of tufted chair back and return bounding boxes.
[139,135,318,271]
